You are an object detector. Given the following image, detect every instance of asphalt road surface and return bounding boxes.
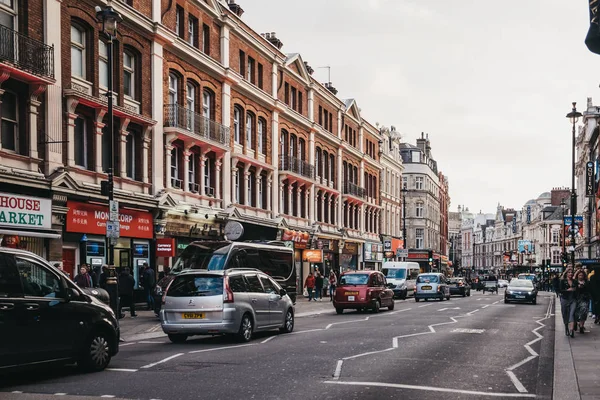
[0,291,556,400]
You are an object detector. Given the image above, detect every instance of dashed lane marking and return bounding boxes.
[138,341,164,344]
[324,381,537,398]
[482,305,490,309]
[140,353,184,369]
[54,394,67,396]
[106,368,138,372]
[418,304,433,308]
[261,336,276,344]
[188,343,254,354]
[325,317,370,330]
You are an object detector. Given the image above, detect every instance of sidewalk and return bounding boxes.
[119,296,336,342]
[554,297,600,400]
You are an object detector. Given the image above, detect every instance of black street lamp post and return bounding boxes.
[566,102,582,270]
[96,5,122,318]
[402,186,407,250]
[561,198,566,269]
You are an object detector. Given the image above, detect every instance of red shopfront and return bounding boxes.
[64,201,153,287]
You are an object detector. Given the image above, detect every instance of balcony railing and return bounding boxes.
[279,155,314,180]
[164,104,230,146]
[343,182,366,198]
[0,24,54,79]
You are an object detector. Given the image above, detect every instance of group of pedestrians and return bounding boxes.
[560,266,600,338]
[304,269,338,301]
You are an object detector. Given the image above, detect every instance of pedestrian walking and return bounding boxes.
[142,263,156,310]
[304,273,315,301]
[118,267,137,318]
[574,269,591,333]
[315,270,323,301]
[73,266,92,288]
[560,269,577,338]
[552,274,560,297]
[328,271,337,301]
[98,266,108,289]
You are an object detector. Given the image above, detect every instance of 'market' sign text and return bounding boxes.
[0,193,52,230]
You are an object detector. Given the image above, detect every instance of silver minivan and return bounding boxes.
[160,268,295,343]
[415,273,450,302]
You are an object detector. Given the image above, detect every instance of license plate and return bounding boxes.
[421,286,432,290]
[345,291,359,296]
[347,296,355,301]
[515,295,525,299]
[182,312,205,319]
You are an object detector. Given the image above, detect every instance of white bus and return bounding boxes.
[381,261,421,299]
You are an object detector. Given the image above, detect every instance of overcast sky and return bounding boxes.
[242,0,599,214]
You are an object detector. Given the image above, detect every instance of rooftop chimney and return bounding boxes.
[227,0,244,17]
[416,132,427,153]
[304,62,314,75]
[260,32,283,49]
[324,82,338,95]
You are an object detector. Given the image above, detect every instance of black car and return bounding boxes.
[504,279,537,304]
[0,248,119,372]
[448,277,471,297]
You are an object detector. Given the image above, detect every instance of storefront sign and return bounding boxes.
[224,221,244,241]
[303,249,323,263]
[66,201,153,239]
[587,161,595,196]
[364,242,383,262]
[343,242,359,254]
[0,192,51,230]
[408,252,428,259]
[156,238,176,257]
[281,230,310,248]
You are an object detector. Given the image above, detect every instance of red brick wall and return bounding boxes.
[229,33,272,94]
[277,72,308,119]
[130,0,152,20]
[230,90,273,165]
[279,116,309,161]
[314,94,338,135]
[25,0,44,42]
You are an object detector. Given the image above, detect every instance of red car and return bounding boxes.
[333,271,395,314]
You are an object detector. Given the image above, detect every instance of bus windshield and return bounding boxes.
[382,268,406,279]
[171,242,231,274]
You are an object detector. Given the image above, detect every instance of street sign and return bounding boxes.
[109,200,119,221]
[396,249,408,258]
[106,220,120,239]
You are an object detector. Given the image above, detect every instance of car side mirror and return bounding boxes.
[279,288,287,297]
[387,283,394,288]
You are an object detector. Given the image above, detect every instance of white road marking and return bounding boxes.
[493,300,500,304]
[290,328,324,335]
[106,368,138,372]
[54,394,67,396]
[138,341,164,344]
[188,343,254,354]
[11,392,23,394]
[149,324,162,333]
[119,342,137,346]
[261,336,276,344]
[140,353,184,369]
[418,303,433,307]
[467,309,480,315]
[325,317,369,330]
[451,328,485,334]
[482,305,490,309]
[100,396,116,398]
[343,347,395,360]
[324,381,537,398]
[438,307,460,311]
[332,360,344,380]
[506,371,529,393]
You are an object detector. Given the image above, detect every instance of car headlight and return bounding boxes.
[399,283,406,290]
[154,286,163,296]
[507,290,513,295]
[528,292,532,295]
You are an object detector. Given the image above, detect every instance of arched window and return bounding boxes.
[123,50,136,99]
[233,106,242,143]
[329,153,335,183]
[323,151,329,182]
[330,196,336,225]
[186,82,195,130]
[298,138,305,161]
[353,166,358,184]
[315,147,321,177]
[280,129,287,160]
[246,112,254,149]
[71,24,86,79]
[202,89,213,119]
[289,134,296,159]
[168,73,178,105]
[257,118,265,154]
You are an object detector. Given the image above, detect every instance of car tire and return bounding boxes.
[388,300,395,311]
[168,334,188,344]
[372,300,381,313]
[336,307,344,314]
[467,291,471,297]
[236,314,253,342]
[279,308,294,333]
[415,297,420,302]
[78,330,112,372]
[439,294,445,301]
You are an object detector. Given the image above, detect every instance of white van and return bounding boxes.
[381,262,421,299]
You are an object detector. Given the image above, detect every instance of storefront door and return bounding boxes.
[62,248,76,278]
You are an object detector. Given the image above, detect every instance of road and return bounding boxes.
[0,291,555,400]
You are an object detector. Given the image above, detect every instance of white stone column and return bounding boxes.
[64,97,80,167]
[222,152,232,205]
[151,41,164,193]
[220,23,230,68]
[337,147,343,225]
[305,186,310,219]
[271,61,278,98]
[231,165,238,204]
[359,126,364,153]
[328,196,333,225]
[287,181,293,216]
[333,197,338,225]
[44,0,63,174]
[165,144,173,189]
[28,85,45,162]
[199,154,207,196]
[309,130,315,165]
[271,111,280,215]
[222,83,231,139]
[119,118,131,179]
[344,201,349,228]
[183,150,191,192]
[308,88,314,122]
[309,184,316,223]
[243,164,251,206]
[215,158,222,200]
[359,160,365,188]
[337,109,342,139]
[296,185,302,218]
[94,109,107,174]
[142,127,151,193]
[267,172,273,213]
[255,167,263,207]
[360,204,366,232]
[320,194,325,223]
[279,175,285,216]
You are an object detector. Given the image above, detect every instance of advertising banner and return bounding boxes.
[518,240,533,253]
[564,215,584,246]
[302,249,323,263]
[0,192,51,230]
[587,161,595,196]
[156,238,176,257]
[66,201,153,239]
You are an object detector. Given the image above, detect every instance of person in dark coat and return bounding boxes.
[589,266,600,324]
[74,266,92,288]
[98,266,109,289]
[118,268,137,318]
[142,263,156,310]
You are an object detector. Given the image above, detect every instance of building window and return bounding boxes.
[202,23,210,54]
[188,15,198,47]
[71,24,86,79]
[1,91,17,152]
[233,107,241,144]
[415,176,423,190]
[188,152,196,190]
[257,118,264,154]
[186,82,195,130]
[239,50,245,77]
[204,157,211,194]
[315,148,321,177]
[248,173,255,207]
[416,228,424,249]
[74,117,88,168]
[329,154,335,183]
[168,73,178,104]
[102,125,111,173]
[552,250,560,265]
[416,202,424,218]
[257,63,263,89]
[99,40,108,88]
[202,90,212,119]
[126,133,135,179]
[0,0,16,30]
[552,229,560,244]
[290,87,296,110]
[123,51,135,99]
[247,57,255,83]
[175,6,184,38]
[171,146,180,188]
[245,112,254,149]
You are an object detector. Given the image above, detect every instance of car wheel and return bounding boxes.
[279,308,294,333]
[237,314,253,342]
[372,300,381,313]
[168,334,188,344]
[336,307,344,314]
[439,294,445,301]
[79,330,112,372]
[388,300,395,311]
[467,291,471,297]
[415,297,420,302]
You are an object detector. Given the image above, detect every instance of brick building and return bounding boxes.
[0,0,387,286]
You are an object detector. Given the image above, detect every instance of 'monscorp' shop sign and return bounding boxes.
[0,193,51,230]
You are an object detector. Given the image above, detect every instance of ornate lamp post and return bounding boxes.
[566,102,582,269]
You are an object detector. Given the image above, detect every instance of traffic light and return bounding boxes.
[428,250,433,263]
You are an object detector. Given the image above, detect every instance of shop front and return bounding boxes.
[280,229,310,295]
[363,242,384,270]
[0,191,60,259]
[64,200,154,283]
[341,242,360,271]
[162,213,224,266]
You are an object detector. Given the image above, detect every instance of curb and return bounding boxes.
[553,297,581,400]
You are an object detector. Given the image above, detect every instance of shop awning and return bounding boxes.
[0,227,62,239]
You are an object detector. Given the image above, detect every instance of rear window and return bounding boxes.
[168,275,223,297]
[339,274,369,285]
[382,268,406,279]
[509,280,534,289]
[417,275,439,284]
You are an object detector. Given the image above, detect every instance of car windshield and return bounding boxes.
[339,274,370,285]
[382,268,406,279]
[518,274,535,281]
[168,274,223,297]
[170,243,231,274]
[417,275,439,283]
[509,280,534,289]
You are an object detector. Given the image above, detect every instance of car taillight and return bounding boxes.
[437,286,441,292]
[223,276,234,303]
